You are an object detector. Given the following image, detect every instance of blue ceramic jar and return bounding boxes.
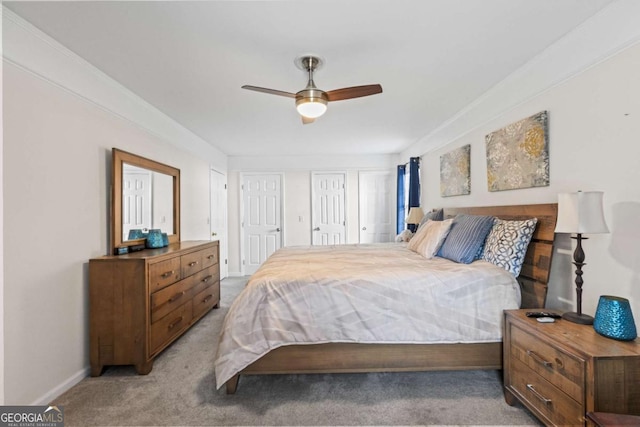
[593,295,637,341]
[146,229,165,248]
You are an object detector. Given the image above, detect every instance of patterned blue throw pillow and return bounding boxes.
[437,214,495,264]
[482,218,538,276]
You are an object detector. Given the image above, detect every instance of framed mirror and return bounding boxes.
[111,148,181,254]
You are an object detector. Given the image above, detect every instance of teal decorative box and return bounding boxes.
[593,295,637,341]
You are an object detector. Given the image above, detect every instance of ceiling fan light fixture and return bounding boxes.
[296,88,328,118]
[296,98,327,118]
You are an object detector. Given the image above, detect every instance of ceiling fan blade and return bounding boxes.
[301,116,315,125]
[326,84,382,102]
[241,85,296,98]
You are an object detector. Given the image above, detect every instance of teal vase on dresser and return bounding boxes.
[145,229,165,248]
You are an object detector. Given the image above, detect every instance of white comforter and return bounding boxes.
[214,243,520,388]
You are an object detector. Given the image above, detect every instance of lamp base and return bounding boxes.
[562,312,594,325]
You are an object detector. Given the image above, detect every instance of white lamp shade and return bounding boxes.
[406,207,424,225]
[555,191,609,234]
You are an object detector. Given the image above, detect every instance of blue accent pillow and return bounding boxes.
[482,218,538,276]
[437,214,495,264]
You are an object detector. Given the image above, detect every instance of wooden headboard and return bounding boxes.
[442,203,558,309]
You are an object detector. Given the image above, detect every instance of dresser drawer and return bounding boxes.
[191,266,220,296]
[149,257,181,292]
[193,285,219,319]
[510,324,585,403]
[201,246,219,269]
[150,278,194,323]
[181,251,203,277]
[150,301,193,354]
[510,357,584,426]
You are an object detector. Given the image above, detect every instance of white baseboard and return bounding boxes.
[31,366,90,405]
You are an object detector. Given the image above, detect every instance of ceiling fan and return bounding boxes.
[242,55,383,124]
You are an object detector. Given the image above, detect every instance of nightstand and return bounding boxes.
[503,309,640,427]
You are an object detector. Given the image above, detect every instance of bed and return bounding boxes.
[216,203,558,394]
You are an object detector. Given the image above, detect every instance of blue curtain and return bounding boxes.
[396,164,406,234]
[407,157,421,231]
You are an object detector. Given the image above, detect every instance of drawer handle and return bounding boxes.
[202,275,212,283]
[168,316,184,330]
[168,291,185,303]
[188,261,198,267]
[527,350,552,368]
[207,255,214,259]
[202,294,213,303]
[161,270,175,278]
[526,384,552,406]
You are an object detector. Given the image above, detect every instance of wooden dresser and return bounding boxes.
[90,240,220,376]
[504,309,640,426]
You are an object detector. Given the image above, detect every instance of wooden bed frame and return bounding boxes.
[225,203,558,393]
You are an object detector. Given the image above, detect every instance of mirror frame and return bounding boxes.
[111,148,181,253]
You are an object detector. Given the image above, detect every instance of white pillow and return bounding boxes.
[410,218,454,259]
[407,220,432,251]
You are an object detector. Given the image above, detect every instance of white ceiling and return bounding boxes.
[5,0,614,157]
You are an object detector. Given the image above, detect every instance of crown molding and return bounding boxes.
[2,6,227,169]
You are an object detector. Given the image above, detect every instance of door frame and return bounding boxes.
[210,167,228,279]
[239,172,285,276]
[310,171,348,245]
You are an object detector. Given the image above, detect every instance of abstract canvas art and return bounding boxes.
[440,144,470,197]
[485,111,549,192]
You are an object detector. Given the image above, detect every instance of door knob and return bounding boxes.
[313,227,320,231]
[362,227,367,231]
[276,228,281,232]
[211,232,217,237]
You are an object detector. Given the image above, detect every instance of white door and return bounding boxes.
[312,172,346,245]
[210,169,228,279]
[359,171,394,243]
[122,168,152,240]
[242,174,283,275]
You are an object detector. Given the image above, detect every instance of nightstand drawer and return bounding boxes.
[510,357,584,426]
[510,324,585,403]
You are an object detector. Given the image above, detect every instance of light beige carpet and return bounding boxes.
[53,276,541,426]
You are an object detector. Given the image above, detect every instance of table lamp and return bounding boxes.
[406,207,424,232]
[554,191,609,324]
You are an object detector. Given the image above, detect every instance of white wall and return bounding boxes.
[2,62,220,405]
[412,41,640,325]
[2,9,227,404]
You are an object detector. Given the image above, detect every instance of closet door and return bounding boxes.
[242,173,283,275]
[359,171,394,243]
[311,172,346,245]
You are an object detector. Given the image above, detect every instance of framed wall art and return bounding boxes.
[440,144,470,197]
[485,110,549,192]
